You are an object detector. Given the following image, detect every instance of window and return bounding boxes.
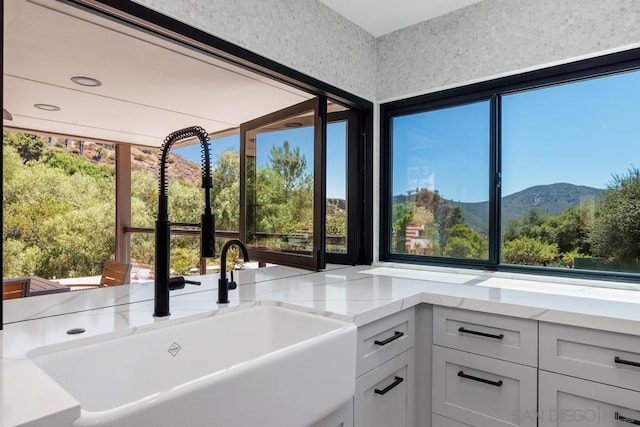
[381,50,640,282]
[389,101,490,260]
[502,72,640,273]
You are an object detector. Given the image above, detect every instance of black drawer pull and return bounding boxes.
[615,412,640,425]
[615,356,640,368]
[457,370,503,387]
[374,331,404,346]
[374,376,404,395]
[458,327,504,340]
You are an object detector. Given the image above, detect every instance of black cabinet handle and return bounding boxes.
[374,331,404,346]
[458,327,504,340]
[374,376,404,395]
[615,356,640,368]
[615,412,640,425]
[457,370,503,387]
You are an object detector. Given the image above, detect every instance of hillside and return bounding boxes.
[392,183,605,234]
[62,139,201,185]
[455,183,605,233]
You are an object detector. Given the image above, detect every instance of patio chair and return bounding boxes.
[66,261,132,291]
[2,278,29,300]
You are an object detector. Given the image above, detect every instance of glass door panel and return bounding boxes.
[240,98,326,270]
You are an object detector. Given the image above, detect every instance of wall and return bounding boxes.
[376,0,640,101]
[133,0,377,100]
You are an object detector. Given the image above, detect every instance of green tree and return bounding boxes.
[435,201,464,253]
[36,202,115,279]
[3,131,45,164]
[213,150,240,231]
[589,167,640,263]
[268,140,307,197]
[392,202,414,252]
[544,205,592,254]
[443,224,488,259]
[252,142,314,250]
[326,213,346,236]
[503,207,549,242]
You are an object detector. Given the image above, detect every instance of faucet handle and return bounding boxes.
[228,271,237,290]
[168,276,201,290]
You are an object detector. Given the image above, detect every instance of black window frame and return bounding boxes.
[380,47,640,283]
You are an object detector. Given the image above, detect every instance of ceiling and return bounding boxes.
[318,0,483,37]
[2,0,312,147]
[3,0,483,147]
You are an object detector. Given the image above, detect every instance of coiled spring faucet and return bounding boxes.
[154,126,215,317]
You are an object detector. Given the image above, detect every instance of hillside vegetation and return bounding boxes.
[391,173,640,271]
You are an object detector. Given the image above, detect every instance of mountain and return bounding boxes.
[62,139,202,186]
[455,183,605,233]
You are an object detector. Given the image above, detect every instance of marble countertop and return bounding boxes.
[3,263,640,426]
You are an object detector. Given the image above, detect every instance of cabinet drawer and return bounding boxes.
[354,348,414,427]
[433,306,537,366]
[432,346,537,427]
[539,371,640,426]
[540,322,640,391]
[311,399,353,427]
[356,308,414,377]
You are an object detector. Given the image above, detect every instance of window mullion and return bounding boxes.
[489,94,502,267]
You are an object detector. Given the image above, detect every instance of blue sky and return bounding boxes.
[392,69,640,202]
[175,121,347,199]
[176,70,639,204]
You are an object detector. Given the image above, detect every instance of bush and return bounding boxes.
[502,237,558,266]
[134,154,145,161]
[44,148,114,178]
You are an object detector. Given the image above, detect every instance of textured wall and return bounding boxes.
[376,0,640,100]
[133,0,376,100]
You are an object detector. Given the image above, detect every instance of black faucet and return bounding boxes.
[154,126,216,317]
[217,239,250,304]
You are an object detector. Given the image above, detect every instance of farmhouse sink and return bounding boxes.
[27,305,357,427]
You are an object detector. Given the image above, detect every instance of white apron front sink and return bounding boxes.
[27,304,357,427]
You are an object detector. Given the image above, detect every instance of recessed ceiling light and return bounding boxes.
[3,108,12,120]
[34,103,61,111]
[71,76,102,87]
[284,122,303,128]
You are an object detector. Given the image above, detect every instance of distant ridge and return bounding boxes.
[393,183,605,234]
[457,183,605,233]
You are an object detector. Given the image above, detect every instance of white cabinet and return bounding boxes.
[432,307,538,427]
[356,308,415,377]
[539,322,640,426]
[539,371,640,427]
[432,346,537,427]
[354,308,415,427]
[433,306,538,366]
[311,400,354,427]
[354,348,414,427]
[539,322,640,392]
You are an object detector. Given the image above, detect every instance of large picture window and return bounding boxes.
[381,50,640,282]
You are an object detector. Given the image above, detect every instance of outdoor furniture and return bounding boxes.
[3,276,69,298]
[2,279,29,300]
[66,261,132,291]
